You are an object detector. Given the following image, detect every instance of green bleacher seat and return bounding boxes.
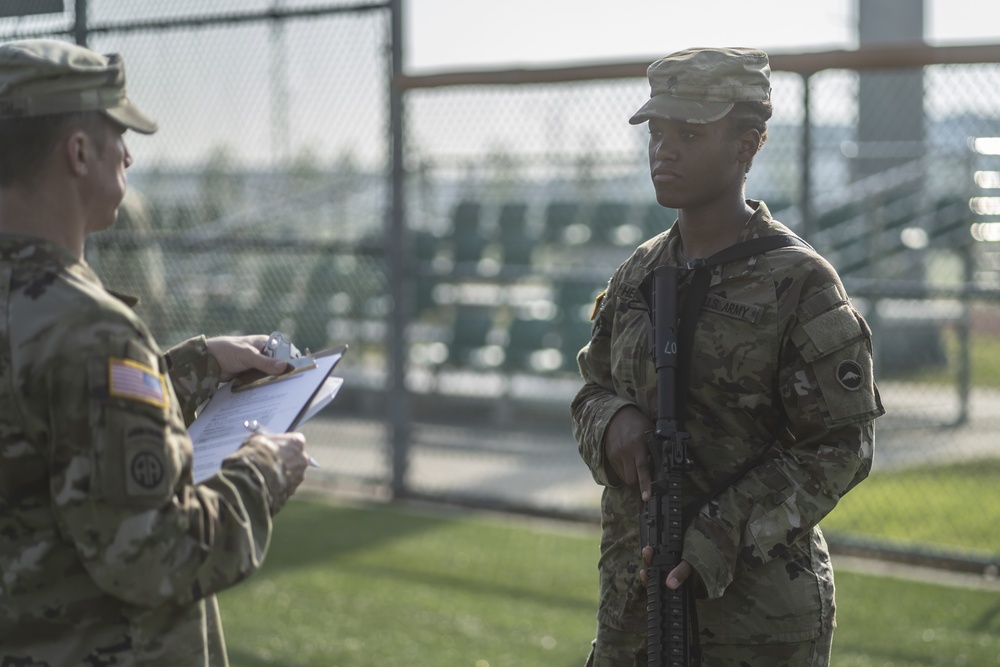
[542,201,580,245]
[503,317,559,372]
[450,201,488,265]
[497,202,533,267]
[447,306,495,368]
[553,280,601,372]
[590,201,630,246]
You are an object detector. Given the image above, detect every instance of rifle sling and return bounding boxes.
[674,234,808,520]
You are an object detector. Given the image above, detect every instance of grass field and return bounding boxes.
[888,330,1000,387]
[823,459,1000,557]
[219,497,1000,667]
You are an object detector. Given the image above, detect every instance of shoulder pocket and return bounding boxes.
[88,354,183,507]
[798,303,863,361]
[793,304,883,427]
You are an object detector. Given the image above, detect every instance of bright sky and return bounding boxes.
[407,0,1000,72]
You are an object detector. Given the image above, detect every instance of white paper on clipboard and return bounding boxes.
[187,345,345,483]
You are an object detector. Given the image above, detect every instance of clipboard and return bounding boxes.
[285,343,349,429]
[232,331,318,392]
[187,337,348,483]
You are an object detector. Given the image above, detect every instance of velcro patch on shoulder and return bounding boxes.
[108,358,169,409]
[800,284,847,320]
[792,304,883,427]
[799,304,863,361]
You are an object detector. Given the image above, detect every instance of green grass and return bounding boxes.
[833,570,1000,667]
[823,460,1000,557]
[965,333,1000,387]
[886,330,1000,387]
[220,498,599,667]
[219,498,1000,667]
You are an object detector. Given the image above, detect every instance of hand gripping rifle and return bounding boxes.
[640,264,697,667]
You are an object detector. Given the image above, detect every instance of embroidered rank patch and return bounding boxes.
[591,290,606,321]
[108,358,168,409]
[703,294,762,323]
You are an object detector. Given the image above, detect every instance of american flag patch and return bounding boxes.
[108,358,168,409]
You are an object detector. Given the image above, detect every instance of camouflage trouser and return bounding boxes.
[584,621,834,667]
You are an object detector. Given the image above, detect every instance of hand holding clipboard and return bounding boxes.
[232,332,317,392]
[187,332,347,483]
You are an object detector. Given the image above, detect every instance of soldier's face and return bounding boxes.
[87,119,131,232]
[646,116,745,211]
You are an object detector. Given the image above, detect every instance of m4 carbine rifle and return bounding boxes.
[638,235,808,666]
[640,264,696,667]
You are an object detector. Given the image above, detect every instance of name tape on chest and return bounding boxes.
[703,294,763,324]
[617,283,638,303]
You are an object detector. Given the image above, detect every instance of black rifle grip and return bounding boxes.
[652,265,679,421]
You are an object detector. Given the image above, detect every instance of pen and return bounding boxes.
[243,419,320,468]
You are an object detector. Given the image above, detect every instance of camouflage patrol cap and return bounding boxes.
[629,47,770,125]
[0,39,157,134]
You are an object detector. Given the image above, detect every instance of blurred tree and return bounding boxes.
[199,144,243,224]
[90,190,171,340]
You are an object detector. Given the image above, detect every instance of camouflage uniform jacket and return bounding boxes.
[571,201,884,644]
[0,234,297,666]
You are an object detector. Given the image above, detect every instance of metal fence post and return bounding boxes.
[73,0,87,45]
[956,242,973,427]
[387,0,410,497]
[799,72,813,240]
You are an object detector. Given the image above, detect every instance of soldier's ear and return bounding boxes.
[64,130,88,177]
[736,128,761,167]
[63,126,104,177]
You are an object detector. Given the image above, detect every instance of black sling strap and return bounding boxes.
[640,234,812,528]
[670,234,812,517]
[675,234,811,413]
[638,234,810,665]
[638,232,811,665]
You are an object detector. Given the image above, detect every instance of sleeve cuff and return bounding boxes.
[221,438,292,516]
[165,336,223,424]
[683,518,736,600]
[166,335,211,371]
[587,398,635,487]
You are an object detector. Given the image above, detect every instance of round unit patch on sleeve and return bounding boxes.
[836,359,864,391]
[108,358,168,409]
[130,450,166,490]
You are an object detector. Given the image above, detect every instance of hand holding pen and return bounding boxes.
[244,419,319,468]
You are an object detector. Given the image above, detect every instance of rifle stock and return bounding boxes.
[640,264,694,666]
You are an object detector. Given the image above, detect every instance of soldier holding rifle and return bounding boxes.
[571,47,884,666]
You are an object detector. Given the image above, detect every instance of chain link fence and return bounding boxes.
[0,0,394,395]
[397,49,1000,570]
[5,2,999,571]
